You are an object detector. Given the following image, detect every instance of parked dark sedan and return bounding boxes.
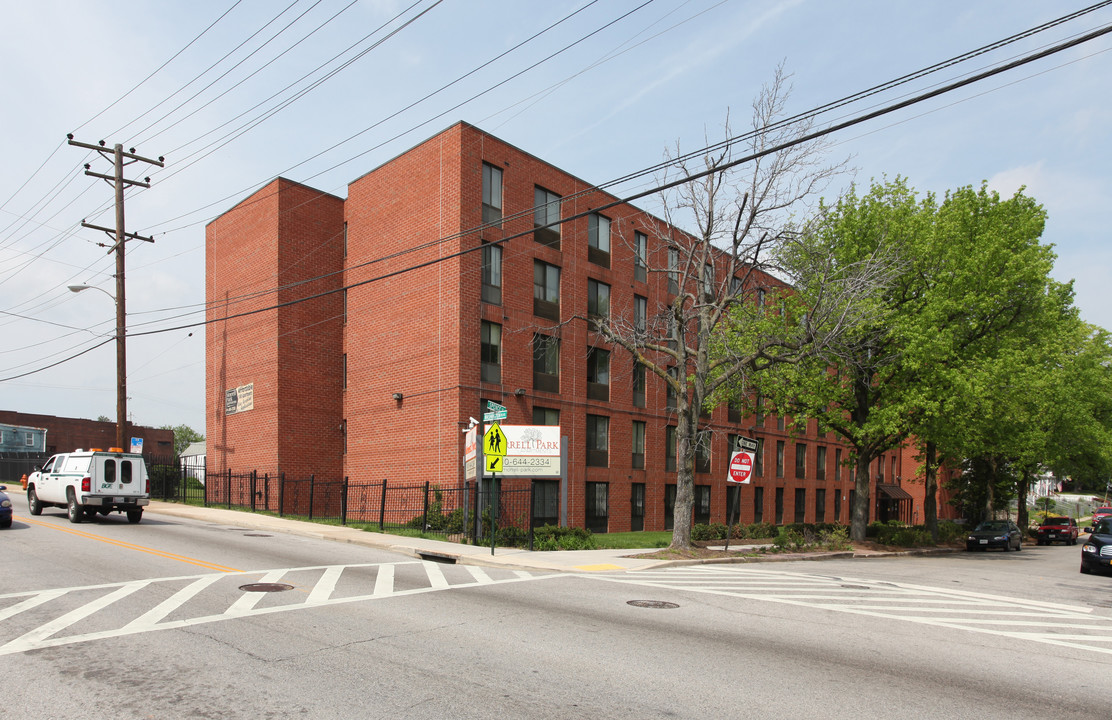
[1081,517,1112,574]
[966,520,1022,551]
[0,485,12,528]
[1037,516,1079,545]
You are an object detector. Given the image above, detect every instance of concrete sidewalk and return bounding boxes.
[13,489,948,571]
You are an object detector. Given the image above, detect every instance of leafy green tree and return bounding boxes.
[161,424,205,456]
[744,179,1065,541]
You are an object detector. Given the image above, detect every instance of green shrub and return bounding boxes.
[819,525,852,551]
[532,524,598,551]
[692,523,728,541]
[743,521,777,539]
[773,527,805,551]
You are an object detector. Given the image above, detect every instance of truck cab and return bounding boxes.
[27,448,150,523]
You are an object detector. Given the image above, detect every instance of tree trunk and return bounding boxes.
[1017,467,1031,533]
[924,441,938,541]
[669,405,696,549]
[984,456,996,520]
[851,452,873,541]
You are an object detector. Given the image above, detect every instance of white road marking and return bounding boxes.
[0,562,550,657]
[583,566,1112,656]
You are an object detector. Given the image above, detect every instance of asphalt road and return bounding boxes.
[2,508,1110,719]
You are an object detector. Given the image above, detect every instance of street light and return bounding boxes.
[69,283,127,451]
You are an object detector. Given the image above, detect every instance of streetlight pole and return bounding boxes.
[69,283,126,449]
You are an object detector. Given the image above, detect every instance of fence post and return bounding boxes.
[528,481,536,552]
[309,474,315,521]
[279,473,285,517]
[341,476,349,526]
[250,470,257,512]
[463,480,471,544]
[264,473,269,510]
[379,479,387,532]
[226,468,232,510]
[421,480,430,533]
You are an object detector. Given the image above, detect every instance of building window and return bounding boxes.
[665,425,677,472]
[482,163,502,224]
[777,414,785,431]
[754,486,764,524]
[631,483,645,531]
[694,485,711,525]
[754,393,764,426]
[695,429,710,474]
[588,213,610,268]
[634,295,647,334]
[533,260,560,320]
[666,366,678,411]
[533,406,559,426]
[668,247,680,294]
[341,419,346,455]
[794,488,806,523]
[775,487,784,524]
[534,186,561,249]
[754,438,764,477]
[586,482,609,533]
[632,363,646,408]
[727,399,742,424]
[586,346,610,402]
[757,287,766,310]
[587,279,610,321]
[533,480,559,528]
[342,353,347,390]
[834,488,842,522]
[776,440,785,478]
[815,488,826,523]
[481,321,501,384]
[664,484,676,530]
[343,221,348,258]
[482,243,502,305]
[816,446,827,482]
[834,448,842,482]
[877,455,885,482]
[634,231,647,283]
[632,421,645,469]
[586,415,609,468]
[795,443,807,479]
[343,288,347,324]
[532,334,559,393]
[700,263,715,298]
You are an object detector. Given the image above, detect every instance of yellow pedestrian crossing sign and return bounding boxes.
[486,455,503,473]
[483,423,507,457]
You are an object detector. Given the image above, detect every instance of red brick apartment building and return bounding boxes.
[206,121,951,532]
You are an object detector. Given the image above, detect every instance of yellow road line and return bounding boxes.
[15,514,241,573]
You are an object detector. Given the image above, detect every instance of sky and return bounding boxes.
[2,0,1110,436]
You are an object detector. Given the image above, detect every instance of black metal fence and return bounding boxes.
[144,455,540,548]
[0,453,48,486]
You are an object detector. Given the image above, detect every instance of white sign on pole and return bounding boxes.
[481,425,562,477]
[728,449,755,484]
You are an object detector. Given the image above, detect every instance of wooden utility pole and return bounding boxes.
[67,136,164,451]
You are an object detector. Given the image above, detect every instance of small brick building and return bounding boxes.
[0,410,174,457]
[206,122,952,531]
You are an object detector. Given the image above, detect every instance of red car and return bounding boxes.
[1037,516,1078,545]
[1094,507,1112,523]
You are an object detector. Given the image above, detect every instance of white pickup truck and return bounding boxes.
[27,449,150,523]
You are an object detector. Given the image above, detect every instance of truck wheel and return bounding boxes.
[28,487,43,516]
[67,493,83,524]
[127,509,143,524]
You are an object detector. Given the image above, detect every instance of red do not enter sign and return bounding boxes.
[728,450,754,484]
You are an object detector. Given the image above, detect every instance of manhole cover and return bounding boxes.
[239,583,294,593]
[243,533,271,537]
[627,600,679,609]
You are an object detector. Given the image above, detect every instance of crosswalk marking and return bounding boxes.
[0,561,550,657]
[583,566,1112,655]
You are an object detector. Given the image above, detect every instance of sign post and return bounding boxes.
[725,436,759,551]
[483,422,508,555]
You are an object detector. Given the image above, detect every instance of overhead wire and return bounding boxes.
[4,5,1111,380]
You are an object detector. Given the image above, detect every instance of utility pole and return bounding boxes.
[67,135,164,451]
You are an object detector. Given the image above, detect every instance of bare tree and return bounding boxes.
[592,67,881,549]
